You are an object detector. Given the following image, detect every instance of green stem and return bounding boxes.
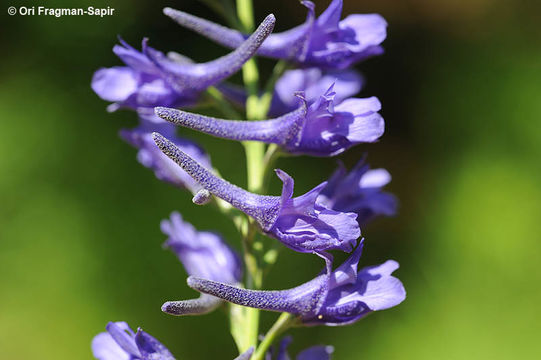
[205,86,241,119]
[235,0,263,353]
[258,60,289,114]
[253,313,295,360]
[236,0,255,32]
[243,141,265,192]
[199,0,243,29]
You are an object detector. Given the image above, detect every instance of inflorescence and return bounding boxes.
[91,1,405,359]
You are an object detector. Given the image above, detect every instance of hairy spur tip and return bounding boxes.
[151,132,168,149]
[192,189,211,205]
[162,7,175,16]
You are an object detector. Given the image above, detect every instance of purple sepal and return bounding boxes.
[164,0,386,69]
[187,240,406,326]
[92,322,175,360]
[155,85,384,157]
[92,15,275,111]
[318,160,397,225]
[152,133,360,254]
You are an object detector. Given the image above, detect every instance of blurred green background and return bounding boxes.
[1,0,540,358]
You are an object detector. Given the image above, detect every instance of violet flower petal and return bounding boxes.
[91,66,139,103]
[155,86,383,157]
[270,67,363,116]
[164,0,387,69]
[145,14,275,92]
[92,15,275,111]
[105,322,140,358]
[92,328,132,360]
[164,3,314,62]
[296,345,334,360]
[160,212,241,316]
[92,322,176,360]
[187,241,405,326]
[135,329,176,360]
[152,133,360,253]
[318,160,397,225]
[268,336,333,360]
[161,211,242,284]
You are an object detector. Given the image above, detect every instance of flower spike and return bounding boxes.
[152,133,360,253]
[187,240,406,326]
[164,0,387,69]
[156,85,384,157]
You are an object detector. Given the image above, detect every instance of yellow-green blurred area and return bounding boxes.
[1,0,540,358]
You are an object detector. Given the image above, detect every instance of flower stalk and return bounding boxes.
[236,0,265,353]
[253,312,295,360]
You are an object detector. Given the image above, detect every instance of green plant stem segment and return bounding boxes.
[234,0,289,355]
[235,0,263,354]
[205,87,241,119]
[253,313,295,360]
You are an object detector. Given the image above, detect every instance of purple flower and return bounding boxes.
[160,212,242,316]
[155,85,384,157]
[120,120,212,197]
[152,133,360,253]
[92,322,175,360]
[318,160,397,225]
[270,67,363,116]
[234,348,254,360]
[271,337,333,360]
[164,0,386,69]
[235,337,332,360]
[91,14,276,111]
[187,240,406,326]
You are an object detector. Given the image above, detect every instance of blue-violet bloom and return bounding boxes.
[120,120,212,197]
[318,160,397,225]
[187,240,406,326]
[160,212,242,315]
[271,336,333,360]
[270,67,363,116]
[92,321,175,360]
[152,132,360,253]
[164,0,387,69]
[155,85,384,157]
[91,14,276,112]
